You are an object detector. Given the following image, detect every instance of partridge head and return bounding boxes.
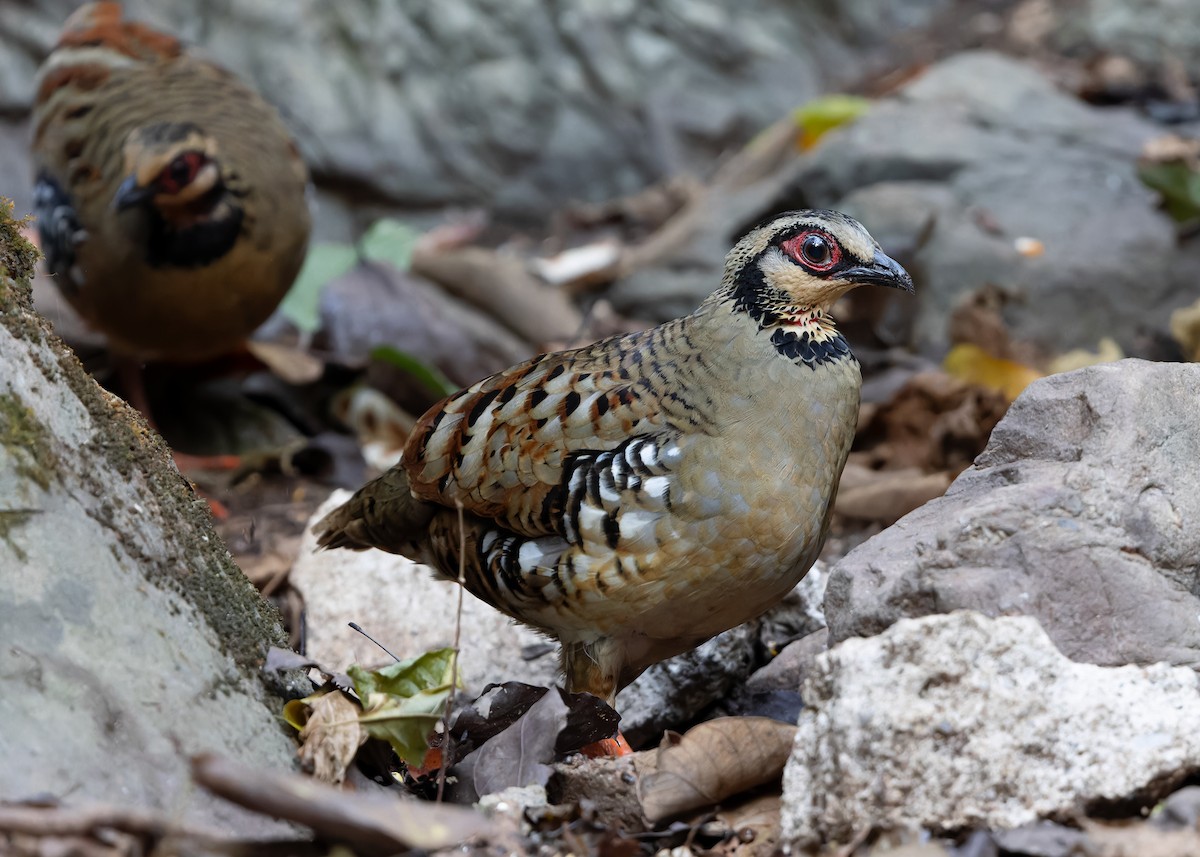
[314,210,912,726]
[31,2,311,361]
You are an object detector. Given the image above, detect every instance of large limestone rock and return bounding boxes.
[774,51,1187,353]
[0,210,299,834]
[825,360,1200,671]
[782,612,1200,847]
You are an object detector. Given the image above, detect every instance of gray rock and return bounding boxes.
[990,822,1090,857]
[744,628,829,695]
[825,359,1200,672]
[1153,785,1200,829]
[1,0,954,223]
[1060,0,1200,82]
[0,218,297,834]
[781,612,1200,846]
[776,51,1183,353]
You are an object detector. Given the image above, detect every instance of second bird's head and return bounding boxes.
[111,121,247,267]
[725,209,914,321]
[112,122,231,217]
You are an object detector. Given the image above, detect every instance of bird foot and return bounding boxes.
[579,732,633,758]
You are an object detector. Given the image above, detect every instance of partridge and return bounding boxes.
[315,210,912,722]
[31,2,311,362]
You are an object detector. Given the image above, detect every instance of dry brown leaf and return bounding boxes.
[635,717,796,823]
[711,793,783,857]
[297,689,367,786]
[245,340,325,384]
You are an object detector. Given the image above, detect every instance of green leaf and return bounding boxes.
[793,95,873,148]
[349,648,459,766]
[1138,161,1200,223]
[369,345,458,399]
[358,685,455,766]
[359,218,420,271]
[350,647,458,700]
[279,243,357,334]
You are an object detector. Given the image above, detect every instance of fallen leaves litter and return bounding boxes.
[635,717,796,823]
[853,371,1009,475]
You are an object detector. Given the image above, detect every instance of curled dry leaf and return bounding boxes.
[297,689,368,786]
[192,753,494,854]
[635,717,796,823]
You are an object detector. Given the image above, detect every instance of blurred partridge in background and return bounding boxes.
[30,2,310,378]
[315,209,914,752]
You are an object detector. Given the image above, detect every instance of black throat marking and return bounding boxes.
[144,195,244,269]
[729,254,854,370]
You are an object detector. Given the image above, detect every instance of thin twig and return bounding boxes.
[437,499,468,803]
[348,622,401,662]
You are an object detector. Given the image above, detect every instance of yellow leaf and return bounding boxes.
[1170,298,1200,362]
[793,95,873,150]
[943,344,1042,401]
[1047,337,1124,374]
[282,686,334,731]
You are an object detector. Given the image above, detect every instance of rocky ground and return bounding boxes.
[3,1,1200,855]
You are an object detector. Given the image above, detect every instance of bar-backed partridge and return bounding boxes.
[31,2,311,362]
[315,210,913,728]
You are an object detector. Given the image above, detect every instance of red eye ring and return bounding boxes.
[782,230,841,272]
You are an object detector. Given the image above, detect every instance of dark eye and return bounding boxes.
[781,230,841,272]
[801,235,830,265]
